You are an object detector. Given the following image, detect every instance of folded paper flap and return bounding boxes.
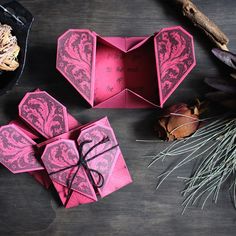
[57,29,96,106]
[125,37,149,51]
[94,89,157,108]
[19,91,69,139]
[77,123,120,192]
[154,26,196,106]
[125,89,159,108]
[126,36,152,52]
[0,124,43,173]
[98,36,126,52]
[94,89,126,108]
[41,139,97,200]
[97,36,150,52]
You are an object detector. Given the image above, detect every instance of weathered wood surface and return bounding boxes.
[0,0,235,235]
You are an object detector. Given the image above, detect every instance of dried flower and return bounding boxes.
[155,102,200,141]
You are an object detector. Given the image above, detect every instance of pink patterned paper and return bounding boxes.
[42,139,97,200]
[77,124,119,195]
[41,117,132,208]
[57,26,196,108]
[57,30,96,105]
[0,124,43,173]
[19,91,69,139]
[154,27,195,105]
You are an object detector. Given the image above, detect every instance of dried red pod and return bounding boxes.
[155,103,200,141]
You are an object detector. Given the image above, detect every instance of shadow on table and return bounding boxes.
[0,167,56,234]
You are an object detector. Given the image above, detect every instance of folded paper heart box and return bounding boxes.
[0,90,132,208]
[57,26,196,108]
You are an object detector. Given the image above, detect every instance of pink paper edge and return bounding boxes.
[99,152,132,198]
[52,180,96,208]
[10,119,40,140]
[97,35,126,52]
[127,36,152,52]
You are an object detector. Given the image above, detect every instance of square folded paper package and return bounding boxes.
[41,116,132,208]
[57,26,196,108]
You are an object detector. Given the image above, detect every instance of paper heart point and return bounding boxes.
[57,26,196,107]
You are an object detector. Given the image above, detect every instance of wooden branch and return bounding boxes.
[176,0,229,50]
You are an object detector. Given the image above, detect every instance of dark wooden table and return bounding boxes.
[0,0,236,235]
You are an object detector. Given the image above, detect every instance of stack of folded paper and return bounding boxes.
[0,90,132,208]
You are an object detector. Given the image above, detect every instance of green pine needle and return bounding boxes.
[147,117,236,213]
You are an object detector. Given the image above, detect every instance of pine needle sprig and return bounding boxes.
[148,117,236,213]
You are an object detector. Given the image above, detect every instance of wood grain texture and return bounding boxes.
[0,0,236,235]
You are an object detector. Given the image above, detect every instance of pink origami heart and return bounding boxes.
[42,139,97,201]
[57,26,196,108]
[41,117,132,208]
[19,91,69,139]
[0,124,43,173]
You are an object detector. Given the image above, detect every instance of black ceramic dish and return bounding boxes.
[0,0,33,95]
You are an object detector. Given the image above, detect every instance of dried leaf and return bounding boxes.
[212,48,236,69]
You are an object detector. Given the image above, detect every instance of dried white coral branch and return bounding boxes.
[0,23,20,71]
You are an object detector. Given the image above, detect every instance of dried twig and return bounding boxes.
[175,0,229,50]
